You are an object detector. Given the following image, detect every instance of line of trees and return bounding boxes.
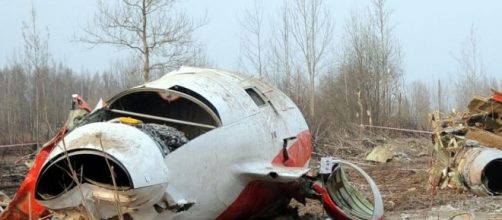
[0,61,136,145]
[238,0,501,139]
[238,0,407,136]
[0,0,207,145]
[0,7,144,145]
[0,0,501,145]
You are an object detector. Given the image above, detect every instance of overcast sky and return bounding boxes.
[0,0,500,84]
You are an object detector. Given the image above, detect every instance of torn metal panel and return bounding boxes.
[465,128,502,150]
[237,162,310,183]
[315,158,384,220]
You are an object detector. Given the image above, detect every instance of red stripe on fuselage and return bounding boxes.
[216,130,312,220]
[272,130,312,167]
[215,181,296,220]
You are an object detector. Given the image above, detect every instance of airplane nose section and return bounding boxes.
[35,122,169,201]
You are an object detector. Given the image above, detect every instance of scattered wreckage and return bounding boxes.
[430,89,502,196]
[0,67,383,220]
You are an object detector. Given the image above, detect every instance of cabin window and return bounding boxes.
[245,88,266,106]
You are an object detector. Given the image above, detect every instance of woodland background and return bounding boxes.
[0,0,500,146]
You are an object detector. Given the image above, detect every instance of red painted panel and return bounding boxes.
[217,130,312,219]
[272,130,313,167]
[312,183,352,220]
[492,89,502,103]
[0,128,66,220]
[215,181,298,220]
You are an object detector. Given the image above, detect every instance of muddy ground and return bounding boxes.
[2,137,502,219]
[296,135,502,220]
[0,145,35,197]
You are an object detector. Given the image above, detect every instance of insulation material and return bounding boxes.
[365,146,394,163]
[138,123,189,155]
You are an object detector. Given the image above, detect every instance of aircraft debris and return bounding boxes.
[0,67,384,220]
[430,89,502,195]
[365,146,394,163]
[317,157,384,220]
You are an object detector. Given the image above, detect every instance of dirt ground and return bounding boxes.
[0,145,35,197]
[296,135,502,220]
[2,136,502,219]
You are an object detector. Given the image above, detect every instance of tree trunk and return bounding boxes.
[142,0,149,82]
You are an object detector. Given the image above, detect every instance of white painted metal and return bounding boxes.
[147,67,309,219]
[46,122,169,188]
[457,147,502,195]
[38,67,311,219]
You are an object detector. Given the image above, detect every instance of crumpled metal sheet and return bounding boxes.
[319,158,384,220]
[138,123,189,155]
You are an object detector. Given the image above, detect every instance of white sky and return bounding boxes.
[0,0,500,83]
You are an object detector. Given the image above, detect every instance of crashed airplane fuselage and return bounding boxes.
[1,67,383,220]
[37,67,313,219]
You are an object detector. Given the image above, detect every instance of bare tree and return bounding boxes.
[371,0,402,122]
[290,0,333,120]
[332,0,402,126]
[239,0,266,77]
[267,2,296,97]
[429,79,451,113]
[185,43,212,68]
[409,81,431,129]
[22,6,51,147]
[237,0,332,123]
[0,4,207,144]
[453,25,490,109]
[81,0,202,82]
